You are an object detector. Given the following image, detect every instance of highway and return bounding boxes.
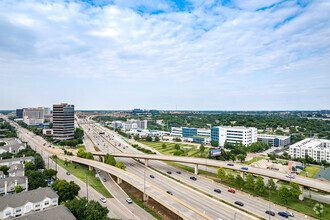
[85,122,314,220]
[82,123,257,220]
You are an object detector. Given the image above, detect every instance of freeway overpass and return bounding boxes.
[92,152,330,194]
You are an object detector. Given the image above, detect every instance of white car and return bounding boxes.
[100,198,107,203]
[286,174,295,179]
[126,198,133,204]
[284,211,294,217]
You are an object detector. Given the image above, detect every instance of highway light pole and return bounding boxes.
[86,175,89,201]
[269,186,271,220]
[143,169,146,209]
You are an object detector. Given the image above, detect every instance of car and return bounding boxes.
[176,171,181,174]
[190,176,197,181]
[265,210,275,216]
[150,175,155,178]
[286,174,295,179]
[66,171,71,175]
[102,178,107,182]
[97,169,101,173]
[166,171,172,174]
[241,167,248,170]
[284,211,294,217]
[100,198,107,203]
[228,189,235,193]
[227,163,234,166]
[126,198,133,204]
[166,191,173,195]
[214,189,221,193]
[235,201,244,206]
[278,212,289,218]
[43,143,46,146]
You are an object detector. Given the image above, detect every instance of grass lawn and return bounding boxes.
[167,161,330,219]
[299,166,321,178]
[53,157,112,198]
[139,141,209,158]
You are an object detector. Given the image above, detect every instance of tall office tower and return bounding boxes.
[53,103,74,140]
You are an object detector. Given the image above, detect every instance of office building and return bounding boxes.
[211,126,257,147]
[257,134,291,147]
[112,119,148,130]
[289,138,330,163]
[0,187,59,219]
[22,107,51,126]
[170,127,211,144]
[16,109,24,118]
[53,103,75,140]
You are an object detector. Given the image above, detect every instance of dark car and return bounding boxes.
[166,191,173,195]
[176,171,181,174]
[265,210,275,216]
[214,189,221,193]
[102,178,107,182]
[66,171,71,175]
[167,171,172,174]
[227,163,234,166]
[190,176,197,181]
[235,201,244,206]
[278,212,289,218]
[150,175,155,178]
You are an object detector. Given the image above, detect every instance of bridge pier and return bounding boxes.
[143,193,149,201]
[240,172,245,179]
[117,177,122,184]
[145,159,149,167]
[194,164,198,175]
[299,185,304,201]
[88,166,93,171]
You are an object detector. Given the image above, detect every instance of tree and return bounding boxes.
[43,169,57,179]
[227,173,235,183]
[52,179,80,203]
[174,144,180,150]
[85,152,94,160]
[25,161,37,171]
[200,144,205,155]
[267,178,277,191]
[115,161,126,170]
[244,174,255,189]
[74,128,84,139]
[84,200,109,220]
[146,136,152,142]
[269,154,276,161]
[154,136,160,142]
[48,123,53,129]
[173,150,184,156]
[161,143,166,149]
[217,167,226,180]
[210,140,218,147]
[14,186,23,193]
[133,135,140,141]
[289,182,302,200]
[26,170,47,190]
[278,186,291,205]
[234,175,245,188]
[0,165,9,175]
[254,176,266,195]
[77,149,87,158]
[34,155,45,169]
[66,198,88,220]
[237,154,246,163]
[104,154,116,166]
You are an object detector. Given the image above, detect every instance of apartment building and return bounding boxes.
[289,138,330,163]
[53,103,75,140]
[0,157,34,167]
[257,134,291,147]
[0,187,58,219]
[211,126,257,147]
[0,176,28,195]
[0,138,26,154]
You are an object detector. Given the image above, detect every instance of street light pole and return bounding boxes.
[269,187,271,220]
[143,169,146,209]
[86,175,89,201]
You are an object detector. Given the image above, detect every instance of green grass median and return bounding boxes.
[299,166,321,178]
[53,157,112,198]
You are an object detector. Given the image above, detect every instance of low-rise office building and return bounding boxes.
[0,138,26,154]
[257,134,291,147]
[170,127,211,144]
[0,187,58,219]
[0,176,28,195]
[289,138,330,163]
[211,126,257,147]
[112,119,148,130]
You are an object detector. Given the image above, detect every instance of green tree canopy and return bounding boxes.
[254,176,266,195]
[43,169,57,179]
[26,170,47,190]
[267,178,277,191]
[74,128,84,139]
[237,154,246,163]
[244,174,255,189]
[161,143,166,149]
[0,165,9,175]
[289,182,302,200]
[210,140,218,147]
[278,186,291,204]
[154,136,160,142]
[14,186,23,193]
[115,161,126,170]
[217,167,226,180]
[234,175,245,188]
[104,154,116,166]
[51,179,80,203]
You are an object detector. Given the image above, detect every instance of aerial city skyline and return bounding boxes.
[1,0,329,110]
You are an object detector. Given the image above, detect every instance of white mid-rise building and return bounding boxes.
[112,119,148,131]
[22,107,51,126]
[289,138,330,163]
[211,126,257,147]
[257,134,291,147]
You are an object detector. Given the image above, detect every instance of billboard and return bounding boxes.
[209,149,222,157]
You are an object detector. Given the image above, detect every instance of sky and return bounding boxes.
[0,0,329,111]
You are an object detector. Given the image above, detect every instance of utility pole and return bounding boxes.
[86,175,89,201]
[55,157,57,178]
[48,155,49,169]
